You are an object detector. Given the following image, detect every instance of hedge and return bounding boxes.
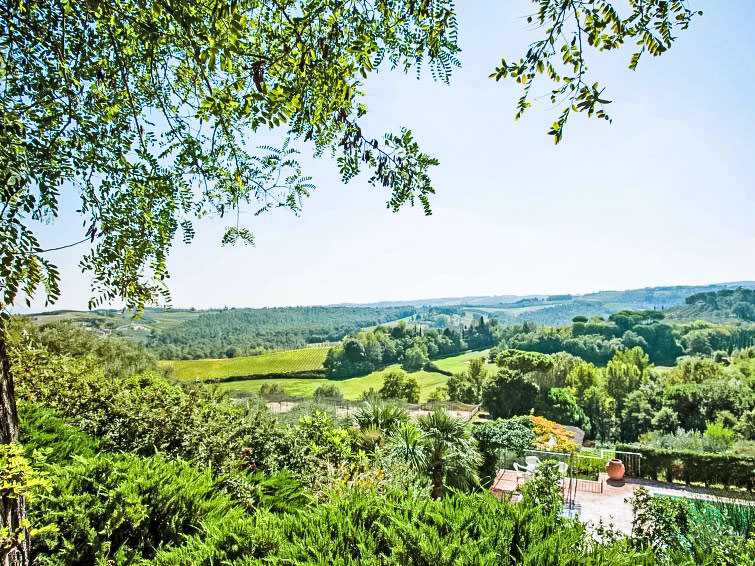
[616,443,755,491]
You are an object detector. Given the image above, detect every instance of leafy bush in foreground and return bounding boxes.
[246,490,654,566]
[13,345,280,471]
[30,452,263,565]
[18,402,100,465]
[629,487,755,565]
[21,406,307,565]
[18,399,754,566]
[8,317,157,378]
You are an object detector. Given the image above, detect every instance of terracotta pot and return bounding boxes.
[605,458,625,481]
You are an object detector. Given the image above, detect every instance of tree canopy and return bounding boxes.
[1,0,461,312]
[1,0,700,313]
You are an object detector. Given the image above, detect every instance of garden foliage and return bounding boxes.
[617,443,755,490]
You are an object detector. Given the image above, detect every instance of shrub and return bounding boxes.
[651,407,679,435]
[313,383,344,400]
[31,319,157,378]
[291,411,353,468]
[703,421,735,451]
[685,497,755,537]
[0,442,50,561]
[379,370,420,403]
[18,402,99,464]
[244,490,660,565]
[629,487,695,556]
[715,410,738,429]
[521,460,563,517]
[616,443,755,489]
[638,428,732,454]
[30,452,262,564]
[352,401,408,432]
[259,382,287,395]
[427,386,449,401]
[354,428,386,454]
[735,408,755,440]
[629,487,755,565]
[472,417,534,483]
[20,404,307,564]
[13,347,281,472]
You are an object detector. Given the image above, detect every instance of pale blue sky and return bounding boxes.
[25,1,755,310]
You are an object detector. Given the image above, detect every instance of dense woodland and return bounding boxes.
[323,290,755,373]
[446,346,755,449]
[323,316,499,378]
[497,310,755,367]
[320,290,755,451]
[147,306,415,359]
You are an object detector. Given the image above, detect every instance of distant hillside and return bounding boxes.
[665,287,755,323]
[333,295,537,308]
[25,307,208,338]
[26,305,415,359]
[26,281,755,356]
[147,306,415,359]
[580,282,755,309]
[505,282,755,326]
[441,282,755,327]
[333,281,755,311]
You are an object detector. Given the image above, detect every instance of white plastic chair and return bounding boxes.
[525,456,542,470]
[512,462,531,488]
[513,456,541,475]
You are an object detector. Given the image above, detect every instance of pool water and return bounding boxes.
[653,493,755,536]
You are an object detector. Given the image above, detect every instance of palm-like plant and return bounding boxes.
[418,409,482,499]
[388,421,427,472]
[387,409,482,498]
[352,400,408,432]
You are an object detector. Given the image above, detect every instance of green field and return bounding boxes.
[162,347,496,401]
[215,364,448,401]
[161,346,330,381]
[472,305,554,316]
[206,349,495,401]
[431,349,495,374]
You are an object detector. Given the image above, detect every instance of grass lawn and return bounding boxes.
[216,363,449,401]
[432,349,496,375]
[165,348,497,401]
[161,346,330,380]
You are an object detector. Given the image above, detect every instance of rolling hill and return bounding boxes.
[26,282,755,357]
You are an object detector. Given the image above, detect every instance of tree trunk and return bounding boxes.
[0,337,19,444]
[430,463,444,500]
[0,335,28,566]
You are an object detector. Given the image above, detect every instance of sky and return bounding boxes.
[22,0,755,311]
